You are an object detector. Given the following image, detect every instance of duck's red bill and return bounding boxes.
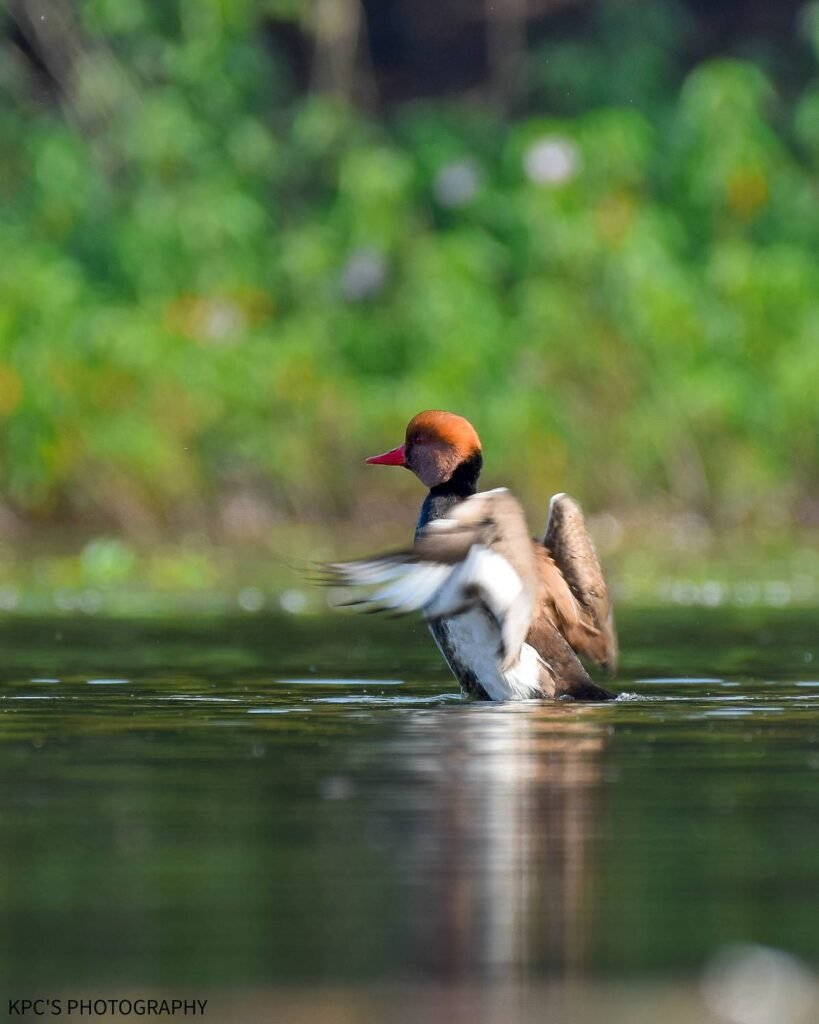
[365,444,406,466]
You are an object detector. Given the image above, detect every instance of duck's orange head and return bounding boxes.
[366,410,482,488]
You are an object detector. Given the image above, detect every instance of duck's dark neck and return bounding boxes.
[415,452,482,537]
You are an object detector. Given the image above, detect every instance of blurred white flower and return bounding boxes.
[524,136,580,186]
[202,298,245,342]
[340,247,387,301]
[701,580,725,606]
[433,158,482,208]
[238,586,264,612]
[280,589,307,614]
[764,580,792,606]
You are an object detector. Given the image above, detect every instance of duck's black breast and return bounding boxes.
[415,452,490,698]
[415,491,462,537]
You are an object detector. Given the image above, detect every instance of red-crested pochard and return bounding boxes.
[326,410,617,702]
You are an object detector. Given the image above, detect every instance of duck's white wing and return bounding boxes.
[323,489,537,670]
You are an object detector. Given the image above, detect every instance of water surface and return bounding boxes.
[0,608,816,1021]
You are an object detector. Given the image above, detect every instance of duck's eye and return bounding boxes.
[413,435,426,445]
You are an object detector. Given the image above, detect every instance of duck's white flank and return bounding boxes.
[430,611,544,701]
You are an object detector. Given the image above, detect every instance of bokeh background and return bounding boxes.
[1,0,818,611]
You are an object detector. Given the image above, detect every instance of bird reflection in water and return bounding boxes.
[396,703,607,991]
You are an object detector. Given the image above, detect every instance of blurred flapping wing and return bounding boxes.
[323,489,538,670]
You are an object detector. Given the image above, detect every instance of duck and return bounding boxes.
[325,410,618,702]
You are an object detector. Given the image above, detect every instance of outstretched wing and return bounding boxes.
[322,489,538,670]
[541,493,618,674]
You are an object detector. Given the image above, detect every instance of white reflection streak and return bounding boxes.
[470,708,532,972]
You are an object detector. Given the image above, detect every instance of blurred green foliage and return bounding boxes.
[0,0,818,544]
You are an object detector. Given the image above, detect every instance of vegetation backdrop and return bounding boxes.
[1,0,818,607]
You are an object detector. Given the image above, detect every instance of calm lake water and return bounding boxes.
[0,608,817,1023]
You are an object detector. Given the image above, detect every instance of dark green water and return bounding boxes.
[0,609,817,1017]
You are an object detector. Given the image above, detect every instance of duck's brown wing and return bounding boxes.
[540,493,618,675]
